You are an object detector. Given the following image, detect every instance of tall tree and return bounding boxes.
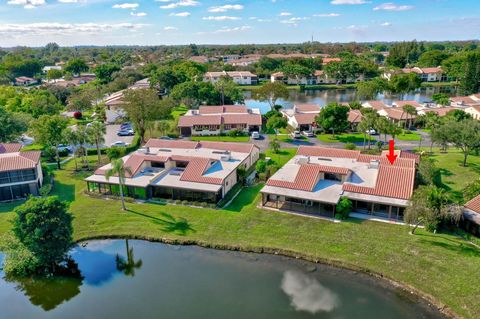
[315,103,350,135]
[445,119,480,166]
[64,58,88,75]
[87,121,106,165]
[30,115,68,169]
[105,158,132,211]
[0,108,29,143]
[252,82,289,111]
[401,104,417,129]
[214,76,243,105]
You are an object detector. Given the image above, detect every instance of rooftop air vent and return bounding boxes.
[318,157,333,162]
[296,156,309,165]
[369,160,380,169]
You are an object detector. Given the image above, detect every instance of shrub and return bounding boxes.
[345,143,357,150]
[335,197,352,219]
[0,233,40,277]
[73,111,82,119]
[258,172,267,182]
[256,160,267,173]
[39,184,52,197]
[181,200,189,206]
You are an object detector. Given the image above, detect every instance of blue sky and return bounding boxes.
[0,0,479,46]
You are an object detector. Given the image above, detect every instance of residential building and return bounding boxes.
[178,105,262,136]
[281,104,321,131]
[103,78,151,118]
[465,105,480,120]
[0,144,43,202]
[189,56,210,64]
[51,73,96,88]
[463,195,480,236]
[85,139,260,203]
[271,70,363,85]
[225,55,261,67]
[383,67,447,82]
[260,146,417,220]
[362,101,417,124]
[14,76,37,86]
[203,71,258,85]
[42,65,62,73]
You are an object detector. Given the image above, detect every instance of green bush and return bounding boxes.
[0,233,40,277]
[345,143,357,150]
[335,196,352,219]
[256,160,267,173]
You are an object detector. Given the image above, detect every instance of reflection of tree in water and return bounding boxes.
[116,239,143,277]
[10,258,83,311]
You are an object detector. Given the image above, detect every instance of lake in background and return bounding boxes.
[0,240,444,319]
[244,87,457,114]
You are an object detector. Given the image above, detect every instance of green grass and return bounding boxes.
[268,134,306,143]
[397,132,422,141]
[264,148,296,166]
[317,133,375,144]
[171,106,188,120]
[416,147,480,203]
[0,156,479,319]
[191,135,250,142]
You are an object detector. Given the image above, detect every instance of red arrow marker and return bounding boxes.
[386,140,398,165]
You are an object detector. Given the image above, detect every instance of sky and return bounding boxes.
[0,0,479,47]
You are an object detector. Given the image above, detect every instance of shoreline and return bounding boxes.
[75,234,460,319]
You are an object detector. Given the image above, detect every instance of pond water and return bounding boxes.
[0,240,444,319]
[244,87,457,114]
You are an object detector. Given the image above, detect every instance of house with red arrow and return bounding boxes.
[260,146,419,221]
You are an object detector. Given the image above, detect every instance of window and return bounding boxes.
[324,173,342,182]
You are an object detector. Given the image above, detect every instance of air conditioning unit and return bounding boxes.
[369,160,380,169]
[221,154,231,161]
[296,156,309,165]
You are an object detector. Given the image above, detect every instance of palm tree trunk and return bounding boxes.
[363,134,366,150]
[96,139,101,165]
[119,178,126,211]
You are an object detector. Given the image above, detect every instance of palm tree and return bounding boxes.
[76,125,91,170]
[116,239,142,276]
[375,117,390,143]
[105,158,131,211]
[87,121,106,165]
[64,129,79,171]
[357,120,369,150]
[402,104,417,129]
[156,120,170,137]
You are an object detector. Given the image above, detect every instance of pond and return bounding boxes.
[0,240,444,319]
[244,87,457,114]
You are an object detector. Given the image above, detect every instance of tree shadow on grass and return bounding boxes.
[126,209,195,236]
[415,233,479,256]
[51,180,76,203]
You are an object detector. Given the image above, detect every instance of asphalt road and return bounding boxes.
[103,125,134,147]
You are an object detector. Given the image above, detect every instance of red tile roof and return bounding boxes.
[424,107,461,117]
[222,113,262,126]
[394,100,422,108]
[198,141,257,153]
[450,96,476,105]
[0,143,22,154]
[199,105,249,114]
[179,112,261,127]
[364,101,387,110]
[0,151,41,173]
[383,108,416,121]
[179,157,223,185]
[178,115,222,127]
[267,164,349,191]
[144,139,199,149]
[348,109,363,123]
[294,113,318,125]
[297,146,361,159]
[465,195,480,214]
[294,104,321,113]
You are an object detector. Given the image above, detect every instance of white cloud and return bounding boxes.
[281,17,309,26]
[208,4,243,13]
[7,0,45,9]
[202,16,241,21]
[169,11,190,17]
[0,22,146,37]
[381,22,392,26]
[281,271,338,314]
[313,13,340,17]
[164,26,178,30]
[159,0,199,9]
[131,12,147,17]
[58,0,79,3]
[279,12,292,16]
[112,3,139,9]
[213,25,252,33]
[331,0,369,4]
[373,3,414,11]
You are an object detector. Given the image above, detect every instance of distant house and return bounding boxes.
[260,146,417,220]
[362,101,417,124]
[281,104,321,131]
[383,67,447,82]
[189,56,210,64]
[203,71,258,85]
[0,143,43,202]
[449,95,479,107]
[178,105,262,136]
[52,73,96,88]
[225,55,261,67]
[347,109,363,129]
[465,105,480,120]
[463,195,480,236]
[14,76,37,86]
[271,70,363,85]
[42,65,62,73]
[85,139,260,204]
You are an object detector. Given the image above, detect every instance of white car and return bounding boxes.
[291,131,301,139]
[301,131,314,137]
[110,141,127,147]
[251,131,260,139]
[366,129,376,135]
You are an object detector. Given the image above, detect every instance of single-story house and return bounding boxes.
[225,55,261,67]
[271,69,362,85]
[189,56,210,64]
[203,71,258,85]
[362,101,417,124]
[0,143,43,202]
[178,105,262,136]
[465,105,480,120]
[51,74,96,88]
[260,146,417,220]
[85,139,260,204]
[449,96,478,107]
[462,195,480,236]
[281,104,321,131]
[14,76,37,86]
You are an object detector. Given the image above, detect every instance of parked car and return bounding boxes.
[301,131,314,137]
[57,144,73,153]
[251,131,260,139]
[159,136,173,140]
[117,129,134,136]
[366,129,377,135]
[110,141,127,147]
[291,131,301,139]
[120,122,132,129]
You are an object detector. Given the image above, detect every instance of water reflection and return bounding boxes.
[281,270,339,314]
[9,258,83,311]
[71,245,119,286]
[116,239,143,277]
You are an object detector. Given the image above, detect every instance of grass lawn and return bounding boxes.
[191,135,250,142]
[268,134,306,143]
[317,133,376,144]
[416,147,480,203]
[171,106,188,119]
[0,156,479,319]
[264,148,296,166]
[397,132,422,141]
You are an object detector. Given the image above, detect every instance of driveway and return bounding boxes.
[104,125,134,147]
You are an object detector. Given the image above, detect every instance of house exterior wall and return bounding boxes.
[465,108,480,120]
